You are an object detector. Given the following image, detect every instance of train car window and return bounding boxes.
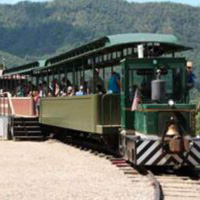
[128,67,183,103]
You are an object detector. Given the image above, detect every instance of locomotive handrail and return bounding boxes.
[101,93,119,125]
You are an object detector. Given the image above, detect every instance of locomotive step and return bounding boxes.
[14,126,41,130]
[13,136,44,139]
[14,130,42,134]
[14,121,40,124]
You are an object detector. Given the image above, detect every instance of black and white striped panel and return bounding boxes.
[136,139,200,166]
[136,140,164,166]
[187,140,200,167]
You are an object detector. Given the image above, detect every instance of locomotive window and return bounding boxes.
[161,69,173,94]
[128,67,183,103]
[137,68,167,75]
[129,69,154,102]
[137,69,153,75]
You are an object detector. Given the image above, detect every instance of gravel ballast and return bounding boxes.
[0,140,154,200]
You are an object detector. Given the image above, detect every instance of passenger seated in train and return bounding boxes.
[49,79,60,97]
[15,83,23,97]
[39,81,48,97]
[47,89,53,97]
[24,81,33,97]
[60,77,72,95]
[75,85,84,96]
[87,68,105,94]
[67,86,74,96]
[79,77,87,94]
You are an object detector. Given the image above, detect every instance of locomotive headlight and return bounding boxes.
[168,99,175,107]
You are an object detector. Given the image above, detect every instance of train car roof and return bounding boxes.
[3,61,39,76]
[44,33,191,66]
[105,33,184,47]
[3,33,191,76]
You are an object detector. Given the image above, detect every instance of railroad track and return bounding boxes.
[57,135,200,200]
[152,168,200,200]
[107,157,161,200]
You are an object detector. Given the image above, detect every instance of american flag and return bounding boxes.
[131,88,140,111]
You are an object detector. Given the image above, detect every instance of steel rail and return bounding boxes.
[151,168,200,200]
[146,170,163,200]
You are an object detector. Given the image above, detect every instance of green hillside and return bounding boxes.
[0,0,200,73]
[0,50,26,68]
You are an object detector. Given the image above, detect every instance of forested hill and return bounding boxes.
[0,0,200,70]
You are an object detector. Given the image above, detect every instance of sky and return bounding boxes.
[0,0,199,7]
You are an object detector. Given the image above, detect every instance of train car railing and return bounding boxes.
[0,92,15,116]
[0,93,35,117]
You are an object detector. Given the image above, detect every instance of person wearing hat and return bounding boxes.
[186,61,196,89]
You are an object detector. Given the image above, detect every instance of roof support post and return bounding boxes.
[2,76,5,92]
[82,66,85,84]
[41,71,44,84]
[72,64,75,87]
[92,57,96,94]
[9,76,12,92]
[111,65,114,73]
[36,73,39,90]
[5,77,8,92]
[75,68,78,86]
[102,54,105,81]
[58,69,61,87]
[64,68,68,81]
[0,77,2,89]
[31,73,33,94]
[47,70,49,92]
[52,68,55,81]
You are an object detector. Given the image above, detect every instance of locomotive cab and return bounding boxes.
[120,57,200,167]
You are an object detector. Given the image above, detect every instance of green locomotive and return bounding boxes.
[120,57,198,166]
[3,33,200,167]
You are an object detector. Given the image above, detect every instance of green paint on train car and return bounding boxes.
[120,57,196,136]
[40,94,121,134]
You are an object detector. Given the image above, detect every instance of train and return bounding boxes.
[1,33,200,167]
